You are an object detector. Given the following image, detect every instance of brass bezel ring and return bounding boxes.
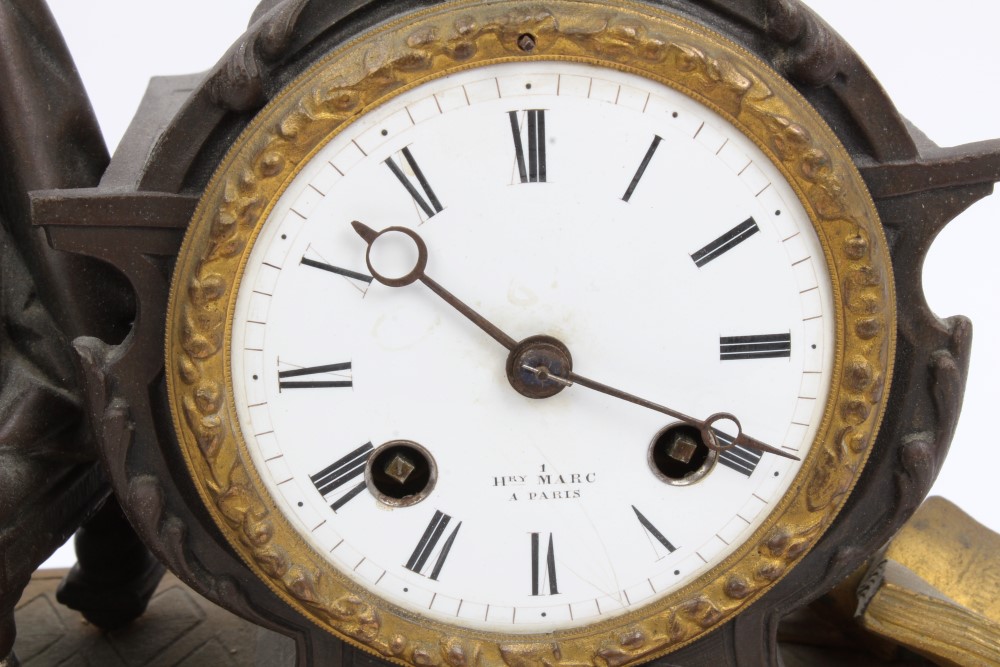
[165,1,896,664]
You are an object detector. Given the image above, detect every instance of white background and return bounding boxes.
[41,1,998,568]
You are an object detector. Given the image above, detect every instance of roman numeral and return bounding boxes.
[691,217,760,267]
[632,506,677,558]
[385,147,443,218]
[405,510,462,580]
[278,362,352,389]
[509,110,547,183]
[300,257,373,285]
[706,429,764,476]
[310,442,373,512]
[530,532,559,596]
[622,135,663,202]
[718,444,764,476]
[720,333,791,360]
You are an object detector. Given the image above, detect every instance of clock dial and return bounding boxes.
[167,1,894,661]
[228,61,833,632]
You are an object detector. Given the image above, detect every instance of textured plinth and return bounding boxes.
[13,570,291,667]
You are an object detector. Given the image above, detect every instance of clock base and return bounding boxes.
[9,573,941,667]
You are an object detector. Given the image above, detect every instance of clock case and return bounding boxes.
[22,0,1000,665]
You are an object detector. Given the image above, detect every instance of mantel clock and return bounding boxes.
[12,1,998,665]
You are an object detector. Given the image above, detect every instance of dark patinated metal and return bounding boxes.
[0,2,159,663]
[0,0,995,665]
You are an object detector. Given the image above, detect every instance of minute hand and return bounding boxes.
[565,371,800,462]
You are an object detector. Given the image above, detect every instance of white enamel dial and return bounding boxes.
[230,61,834,633]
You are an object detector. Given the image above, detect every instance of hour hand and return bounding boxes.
[351,221,517,350]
